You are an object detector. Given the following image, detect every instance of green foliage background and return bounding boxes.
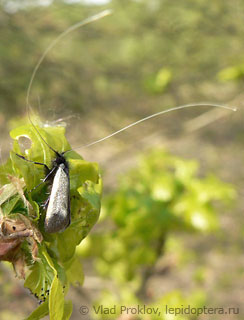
[1,0,244,123]
[78,150,235,319]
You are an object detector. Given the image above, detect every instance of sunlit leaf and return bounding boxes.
[49,275,64,320]
[25,301,49,320]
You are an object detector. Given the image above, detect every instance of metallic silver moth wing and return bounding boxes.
[44,163,70,233]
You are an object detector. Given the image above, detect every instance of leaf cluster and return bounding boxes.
[0,123,102,320]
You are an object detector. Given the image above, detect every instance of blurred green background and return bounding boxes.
[0,0,244,319]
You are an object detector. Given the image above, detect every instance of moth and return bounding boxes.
[16,150,70,233]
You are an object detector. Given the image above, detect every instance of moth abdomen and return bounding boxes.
[44,211,70,234]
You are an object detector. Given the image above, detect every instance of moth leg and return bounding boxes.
[42,166,56,183]
[16,154,57,193]
[15,153,50,172]
[28,166,57,193]
[42,196,50,210]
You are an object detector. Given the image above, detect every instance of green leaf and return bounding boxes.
[154,68,172,91]
[0,178,25,206]
[217,64,244,82]
[64,256,84,286]
[62,301,73,320]
[1,195,20,215]
[78,178,103,212]
[69,159,99,192]
[25,301,49,320]
[49,275,65,320]
[24,259,53,300]
[42,247,65,320]
[144,68,172,94]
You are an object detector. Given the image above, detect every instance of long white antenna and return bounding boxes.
[65,103,236,153]
[25,10,112,154]
[26,9,112,110]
